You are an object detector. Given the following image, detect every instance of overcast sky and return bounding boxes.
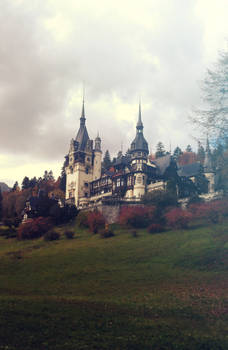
[0,0,228,186]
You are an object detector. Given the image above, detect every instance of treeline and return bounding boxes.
[0,169,67,224]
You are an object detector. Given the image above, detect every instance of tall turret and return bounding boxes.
[129,103,148,198]
[93,132,102,181]
[130,102,149,159]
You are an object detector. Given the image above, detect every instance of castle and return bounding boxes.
[65,100,216,209]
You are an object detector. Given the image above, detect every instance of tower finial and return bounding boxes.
[80,84,86,125]
[137,99,143,131]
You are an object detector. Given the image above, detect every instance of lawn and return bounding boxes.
[0,221,227,349]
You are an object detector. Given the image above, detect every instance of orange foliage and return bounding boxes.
[178,152,197,165]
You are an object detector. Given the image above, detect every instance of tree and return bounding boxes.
[191,47,228,142]
[173,146,183,160]
[194,165,209,194]
[197,142,205,164]
[102,150,111,170]
[178,152,197,165]
[11,181,19,192]
[186,144,192,152]
[155,142,166,158]
[22,176,30,190]
[60,159,67,192]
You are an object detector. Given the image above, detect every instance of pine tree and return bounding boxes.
[11,181,18,192]
[186,144,192,152]
[197,142,205,164]
[155,142,166,158]
[22,176,30,190]
[60,159,67,192]
[173,146,183,160]
[102,150,111,170]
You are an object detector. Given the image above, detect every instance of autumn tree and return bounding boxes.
[178,151,197,165]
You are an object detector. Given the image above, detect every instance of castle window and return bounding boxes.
[85,182,88,188]
[85,192,88,197]
[87,157,90,162]
[86,167,89,174]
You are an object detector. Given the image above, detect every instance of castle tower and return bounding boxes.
[129,102,149,198]
[93,133,102,181]
[204,137,215,193]
[65,99,93,207]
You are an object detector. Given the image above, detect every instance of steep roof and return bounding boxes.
[130,103,149,154]
[177,162,201,177]
[75,99,90,151]
[152,154,171,175]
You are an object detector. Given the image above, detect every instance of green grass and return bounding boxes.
[0,221,227,349]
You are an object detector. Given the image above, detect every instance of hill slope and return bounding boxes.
[0,222,227,349]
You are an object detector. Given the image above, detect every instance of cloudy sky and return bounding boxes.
[0,0,228,186]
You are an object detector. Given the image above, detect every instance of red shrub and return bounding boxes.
[119,206,155,228]
[17,217,53,240]
[189,199,228,224]
[148,223,164,234]
[87,211,105,234]
[165,208,193,229]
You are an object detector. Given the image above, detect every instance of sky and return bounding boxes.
[0,0,228,186]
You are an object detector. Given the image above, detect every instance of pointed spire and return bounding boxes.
[80,95,86,126]
[136,100,143,131]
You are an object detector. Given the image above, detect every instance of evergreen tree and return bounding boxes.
[173,146,183,160]
[102,150,111,169]
[60,159,67,192]
[22,176,30,190]
[29,177,37,188]
[11,181,18,192]
[155,142,166,158]
[195,165,209,194]
[197,142,205,164]
[186,144,192,152]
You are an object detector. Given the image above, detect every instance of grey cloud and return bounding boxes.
[0,0,208,167]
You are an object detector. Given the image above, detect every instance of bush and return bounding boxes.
[148,223,165,234]
[142,190,178,209]
[131,230,138,238]
[17,217,53,240]
[64,230,75,239]
[189,199,228,224]
[76,211,90,228]
[100,229,115,238]
[87,211,105,233]
[44,230,60,241]
[165,208,193,229]
[119,206,155,228]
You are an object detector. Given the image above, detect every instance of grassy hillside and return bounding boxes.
[0,221,227,349]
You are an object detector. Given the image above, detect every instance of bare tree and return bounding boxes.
[191,47,228,142]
